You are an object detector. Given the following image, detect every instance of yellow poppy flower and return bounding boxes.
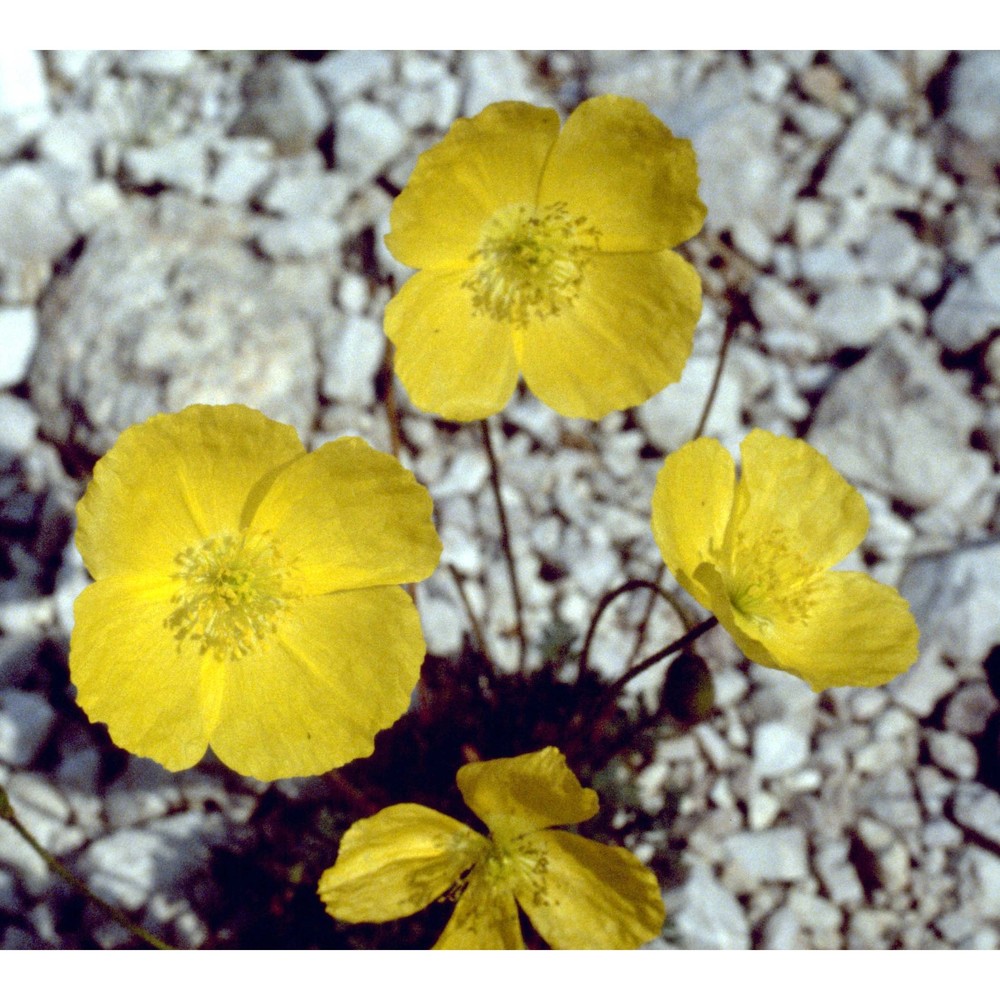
[651,429,919,691]
[318,747,665,949]
[71,404,442,781]
[384,95,706,422]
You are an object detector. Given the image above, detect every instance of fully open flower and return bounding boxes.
[71,404,442,781]
[318,747,665,949]
[384,95,706,421]
[651,430,919,691]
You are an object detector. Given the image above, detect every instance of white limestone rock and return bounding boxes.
[671,861,750,949]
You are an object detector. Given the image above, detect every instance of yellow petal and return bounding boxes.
[386,102,560,269]
[318,804,486,923]
[384,268,520,421]
[75,404,304,579]
[728,430,869,570]
[206,587,425,780]
[691,560,780,669]
[249,436,441,595]
[514,830,665,950]
[433,868,525,950]
[755,571,920,691]
[519,250,701,419]
[539,94,706,253]
[69,575,208,771]
[652,438,736,611]
[457,747,598,840]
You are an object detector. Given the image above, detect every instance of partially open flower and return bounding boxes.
[384,95,706,421]
[651,430,920,691]
[318,747,665,949]
[71,404,442,781]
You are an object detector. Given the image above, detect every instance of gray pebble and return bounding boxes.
[0,690,56,766]
[724,827,809,882]
[672,861,750,949]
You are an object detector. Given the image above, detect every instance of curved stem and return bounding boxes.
[578,578,691,678]
[691,287,752,442]
[447,563,488,655]
[480,418,527,671]
[1,785,173,950]
[604,616,718,703]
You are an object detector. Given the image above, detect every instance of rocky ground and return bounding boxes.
[1,50,999,949]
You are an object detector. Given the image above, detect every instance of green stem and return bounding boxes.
[0,785,173,950]
[480,418,527,671]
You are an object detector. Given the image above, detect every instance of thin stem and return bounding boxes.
[604,616,718,703]
[381,342,403,461]
[480,418,527,671]
[0,786,173,950]
[691,287,752,442]
[447,563,488,656]
[578,578,690,678]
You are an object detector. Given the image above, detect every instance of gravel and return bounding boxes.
[1,48,998,951]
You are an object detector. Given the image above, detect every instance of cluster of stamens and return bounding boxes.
[165,531,294,660]
[726,528,819,632]
[462,201,600,326]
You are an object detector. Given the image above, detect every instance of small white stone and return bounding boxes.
[320,313,384,405]
[821,110,892,198]
[0,690,56,766]
[673,862,750,949]
[927,730,979,780]
[0,307,39,388]
[315,51,394,103]
[209,140,274,205]
[725,827,809,882]
[123,136,208,196]
[462,51,536,114]
[0,394,38,453]
[419,595,464,655]
[126,50,196,77]
[0,49,49,123]
[747,789,781,830]
[335,101,407,180]
[753,720,809,778]
[337,273,369,314]
[814,282,903,348]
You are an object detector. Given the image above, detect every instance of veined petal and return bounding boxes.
[384,268,519,421]
[515,830,665,950]
[249,437,441,594]
[539,95,706,253]
[756,571,920,691]
[457,747,598,840]
[433,868,525,950]
[206,587,425,780]
[652,438,736,611]
[69,575,208,772]
[318,804,486,923]
[520,250,701,420]
[75,404,304,580]
[728,430,869,571]
[386,102,560,269]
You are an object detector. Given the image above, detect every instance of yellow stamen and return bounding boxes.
[463,201,600,326]
[165,531,296,660]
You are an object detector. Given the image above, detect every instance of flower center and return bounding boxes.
[463,201,600,326]
[725,528,820,633]
[482,834,550,905]
[165,531,296,660]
